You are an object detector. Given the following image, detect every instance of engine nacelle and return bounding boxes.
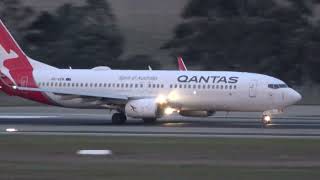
[179,110,215,117]
[125,99,161,118]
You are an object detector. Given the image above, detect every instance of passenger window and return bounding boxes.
[229,85,233,90]
[153,84,156,88]
[179,84,182,88]
[216,85,219,89]
[188,85,192,89]
[140,84,143,88]
[225,85,228,89]
[184,84,187,89]
[234,85,237,89]
[212,85,215,89]
[203,85,206,89]
[207,85,211,89]
[193,85,196,89]
[174,84,178,88]
[220,85,224,89]
[198,85,201,89]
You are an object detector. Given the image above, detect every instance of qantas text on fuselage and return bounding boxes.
[177,75,239,84]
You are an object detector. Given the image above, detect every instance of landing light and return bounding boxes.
[12,85,17,90]
[263,115,271,122]
[156,95,167,104]
[164,107,176,115]
[168,92,179,101]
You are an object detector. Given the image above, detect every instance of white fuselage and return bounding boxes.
[32,69,301,112]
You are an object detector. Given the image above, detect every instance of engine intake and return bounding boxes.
[125,99,162,118]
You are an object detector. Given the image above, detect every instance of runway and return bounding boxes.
[0,106,320,138]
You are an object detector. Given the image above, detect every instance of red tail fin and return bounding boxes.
[0,20,36,89]
[0,20,32,72]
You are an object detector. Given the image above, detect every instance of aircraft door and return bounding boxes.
[249,80,257,98]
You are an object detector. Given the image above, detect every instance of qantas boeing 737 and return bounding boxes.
[0,20,301,125]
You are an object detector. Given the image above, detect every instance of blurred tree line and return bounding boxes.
[1,0,320,85]
[0,0,159,69]
[164,0,320,85]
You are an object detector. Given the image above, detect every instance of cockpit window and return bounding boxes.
[268,84,288,89]
[279,84,288,88]
[268,84,274,89]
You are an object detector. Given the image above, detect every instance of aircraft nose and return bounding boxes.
[288,89,302,105]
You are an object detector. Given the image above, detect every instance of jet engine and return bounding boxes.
[125,99,162,118]
[179,110,215,117]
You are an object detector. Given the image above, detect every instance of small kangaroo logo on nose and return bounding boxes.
[0,44,19,61]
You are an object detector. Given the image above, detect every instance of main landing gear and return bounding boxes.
[112,113,127,125]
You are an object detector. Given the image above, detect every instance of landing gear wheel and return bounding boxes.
[112,113,127,125]
[143,118,157,124]
[262,115,272,127]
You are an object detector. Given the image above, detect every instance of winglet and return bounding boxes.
[177,56,187,71]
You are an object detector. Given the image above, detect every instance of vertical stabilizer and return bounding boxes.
[177,56,188,71]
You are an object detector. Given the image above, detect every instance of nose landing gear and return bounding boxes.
[261,109,283,127]
[262,115,272,127]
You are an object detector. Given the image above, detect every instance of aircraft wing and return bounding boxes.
[16,86,128,103]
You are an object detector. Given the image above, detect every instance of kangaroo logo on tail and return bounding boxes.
[0,44,18,61]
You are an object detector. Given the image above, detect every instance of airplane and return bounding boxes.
[0,20,301,125]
